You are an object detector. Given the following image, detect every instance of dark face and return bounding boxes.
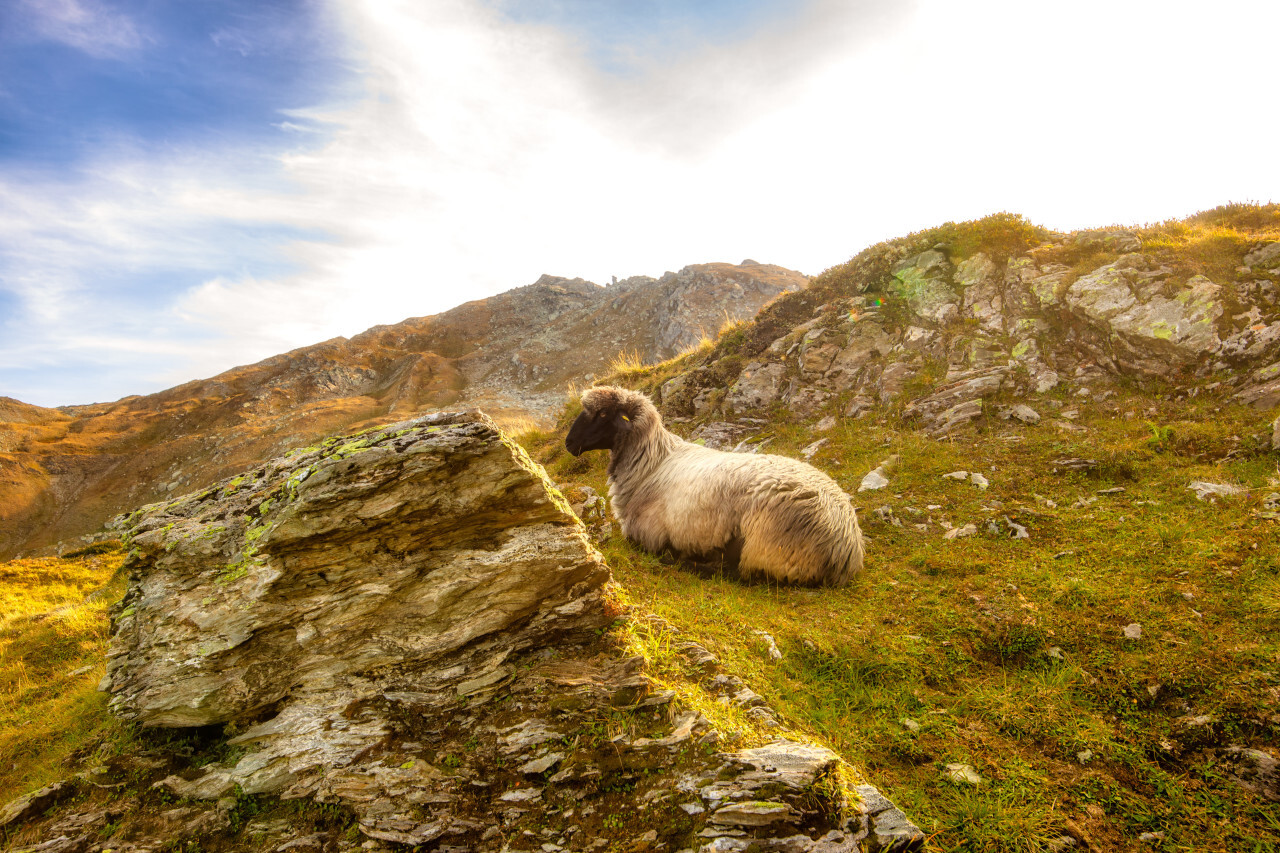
[565,407,624,457]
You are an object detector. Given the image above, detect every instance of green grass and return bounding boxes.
[522,385,1280,852]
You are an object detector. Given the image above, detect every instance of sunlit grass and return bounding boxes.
[519,381,1280,851]
[0,545,129,804]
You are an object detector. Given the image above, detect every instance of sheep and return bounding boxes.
[564,385,863,586]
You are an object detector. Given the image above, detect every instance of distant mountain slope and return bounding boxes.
[0,262,805,558]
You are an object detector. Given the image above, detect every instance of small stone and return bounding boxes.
[1047,836,1078,852]
[970,472,989,489]
[944,763,981,785]
[943,470,969,480]
[1122,623,1143,640]
[943,524,978,540]
[518,753,564,775]
[499,787,543,803]
[1052,458,1098,472]
[1188,481,1246,501]
[752,630,783,661]
[900,718,920,733]
[873,506,901,527]
[858,468,890,492]
[800,438,828,460]
[1003,516,1029,539]
[814,415,838,433]
[1009,404,1041,424]
[1138,831,1166,843]
[680,802,706,815]
[1077,750,1093,764]
[1046,646,1065,661]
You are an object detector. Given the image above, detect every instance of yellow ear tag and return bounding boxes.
[621,415,629,421]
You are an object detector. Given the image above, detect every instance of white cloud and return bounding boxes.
[2,0,1279,407]
[20,0,145,58]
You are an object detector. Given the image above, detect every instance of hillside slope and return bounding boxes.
[522,204,1280,851]
[0,262,804,559]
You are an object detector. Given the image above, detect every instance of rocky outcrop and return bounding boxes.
[100,411,611,734]
[6,412,924,852]
[648,221,1280,439]
[889,250,958,325]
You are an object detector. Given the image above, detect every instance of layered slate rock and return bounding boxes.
[79,413,923,852]
[101,411,610,733]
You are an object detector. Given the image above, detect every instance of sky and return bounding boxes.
[1,0,1278,407]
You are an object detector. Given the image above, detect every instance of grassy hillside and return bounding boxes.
[516,205,1280,851]
[521,389,1278,851]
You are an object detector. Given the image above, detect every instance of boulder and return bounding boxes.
[956,253,1005,333]
[1073,229,1142,253]
[799,328,843,376]
[1008,259,1072,309]
[890,250,959,324]
[824,322,895,390]
[1064,260,1223,367]
[101,411,610,732]
[1234,360,1280,410]
[1244,242,1280,270]
[727,362,788,411]
[902,367,1006,435]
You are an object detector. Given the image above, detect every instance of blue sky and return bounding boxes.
[2,0,1278,407]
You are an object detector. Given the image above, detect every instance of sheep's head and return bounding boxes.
[565,386,637,457]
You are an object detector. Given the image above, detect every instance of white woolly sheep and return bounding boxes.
[565,386,863,586]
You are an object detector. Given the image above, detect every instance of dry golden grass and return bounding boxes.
[0,545,128,803]
[606,349,649,377]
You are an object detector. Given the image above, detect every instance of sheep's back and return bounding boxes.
[611,443,862,584]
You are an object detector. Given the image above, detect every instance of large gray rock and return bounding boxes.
[1244,242,1280,270]
[728,361,788,411]
[956,252,1005,333]
[1073,229,1142,253]
[825,322,895,389]
[1064,259,1223,366]
[1234,361,1280,410]
[102,411,610,731]
[1007,257,1072,309]
[890,250,959,324]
